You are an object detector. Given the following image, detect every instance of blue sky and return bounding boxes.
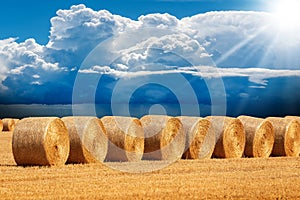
[0,0,300,118]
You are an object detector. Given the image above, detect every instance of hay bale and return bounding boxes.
[285,116,300,120]
[101,116,144,162]
[0,119,3,132]
[12,117,70,166]
[141,115,185,161]
[206,116,245,158]
[13,118,20,125]
[62,116,108,164]
[177,116,215,159]
[266,117,300,157]
[2,118,16,131]
[238,116,274,158]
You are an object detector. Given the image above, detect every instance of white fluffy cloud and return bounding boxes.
[0,4,300,105]
[48,4,137,51]
[0,38,60,90]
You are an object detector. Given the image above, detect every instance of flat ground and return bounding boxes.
[1,132,300,199]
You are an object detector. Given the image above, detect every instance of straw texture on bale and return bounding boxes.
[238,116,274,158]
[13,119,20,125]
[141,115,185,161]
[12,117,70,166]
[206,116,246,158]
[2,118,16,131]
[0,119,3,132]
[267,117,300,157]
[285,116,300,120]
[177,116,215,159]
[62,116,108,164]
[101,116,144,162]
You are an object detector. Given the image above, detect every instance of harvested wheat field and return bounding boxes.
[1,132,300,199]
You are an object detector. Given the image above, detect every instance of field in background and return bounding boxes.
[1,132,300,199]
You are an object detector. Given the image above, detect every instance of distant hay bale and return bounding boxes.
[13,119,20,125]
[238,116,274,158]
[12,117,70,166]
[62,116,108,164]
[101,116,144,162]
[206,116,246,158]
[0,119,3,132]
[285,116,300,120]
[177,116,215,159]
[2,118,16,131]
[141,115,185,161]
[266,117,300,157]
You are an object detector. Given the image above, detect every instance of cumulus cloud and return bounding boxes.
[0,4,300,107]
[48,4,137,51]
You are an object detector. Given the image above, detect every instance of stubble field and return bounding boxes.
[1,131,300,199]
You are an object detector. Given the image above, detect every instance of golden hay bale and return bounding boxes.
[2,118,16,131]
[206,116,245,158]
[237,116,274,158]
[101,116,144,162]
[13,118,20,125]
[62,116,108,164]
[266,117,300,157]
[0,119,3,132]
[176,116,215,159]
[285,116,300,120]
[12,117,70,166]
[140,115,185,161]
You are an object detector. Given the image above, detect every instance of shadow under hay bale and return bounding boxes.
[12,117,70,166]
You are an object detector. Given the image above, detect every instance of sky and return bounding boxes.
[0,0,300,118]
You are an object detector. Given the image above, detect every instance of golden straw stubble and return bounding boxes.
[12,117,70,166]
[238,116,274,158]
[206,116,246,158]
[141,115,185,161]
[62,116,108,164]
[2,118,16,131]
[177,116,215,159]
[101,116,144,162]
[267,117,300,157]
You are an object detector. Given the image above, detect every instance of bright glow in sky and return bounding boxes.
[270,0,300,30]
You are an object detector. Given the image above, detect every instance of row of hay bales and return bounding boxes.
[9,115,300,166]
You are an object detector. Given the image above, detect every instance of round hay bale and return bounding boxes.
[101,116,144,162]
[176,116,215,159]
[266,117,300,157]
[13,118,20,125]
[0,119,3,132]
[141,115,185,161]
[2,118,16,131]
[206,116,245,158]
[238,116,274,158]
[285,116,300,120]
[12,117,70,166]
[62,116,108,164]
